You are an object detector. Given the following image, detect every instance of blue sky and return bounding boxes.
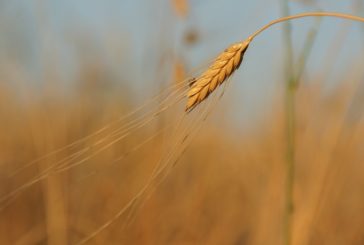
[0,0,363,128]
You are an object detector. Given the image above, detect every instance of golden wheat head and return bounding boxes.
[185,39,251,112]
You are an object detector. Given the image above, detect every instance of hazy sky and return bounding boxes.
[0,0,363,127]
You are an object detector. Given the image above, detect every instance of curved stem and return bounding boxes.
[249,12,364,41]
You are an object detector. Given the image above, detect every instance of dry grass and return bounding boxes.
[1,74,364,244]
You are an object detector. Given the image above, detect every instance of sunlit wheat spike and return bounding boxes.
[185,39,251,112]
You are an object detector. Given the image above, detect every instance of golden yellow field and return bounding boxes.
[1,1,364,245]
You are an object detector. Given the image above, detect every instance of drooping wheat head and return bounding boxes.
[185,38,251,112]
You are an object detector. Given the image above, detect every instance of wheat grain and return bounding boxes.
[185,38,251,112]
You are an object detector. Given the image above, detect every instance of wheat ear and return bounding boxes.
[185,38,251,112]
[185,12,364,112]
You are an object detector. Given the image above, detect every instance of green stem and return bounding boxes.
[281,2,295,245]
[284,20,320,244]
[294,17,321,84]
[284,78,295,245]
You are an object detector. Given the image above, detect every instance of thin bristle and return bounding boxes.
[185,39,250,112]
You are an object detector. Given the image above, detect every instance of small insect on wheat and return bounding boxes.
[185,38,251,112]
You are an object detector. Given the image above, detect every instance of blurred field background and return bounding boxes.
[1,0,364,244]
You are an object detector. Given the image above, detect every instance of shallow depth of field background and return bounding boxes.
[1,0,364,244]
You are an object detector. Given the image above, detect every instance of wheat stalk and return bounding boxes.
[185,38,251,112]
[185,12,364,112]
